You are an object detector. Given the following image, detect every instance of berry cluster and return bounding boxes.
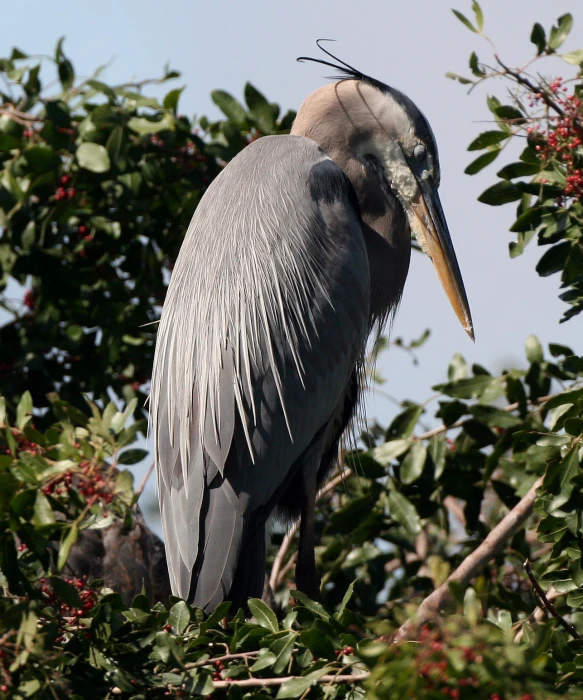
[526,77,583,201]
[3,428,40,456]
[39,576,98,621]
[0,644,12,695]
[54,174,76,202]
[413,626,499,698]
[77,224,92,242]
[0,361,12,377]
[211,660,231,682]
[23,289,36,311]
[42,461,115,506]
[335,645,355,657]
[149,133,209,183]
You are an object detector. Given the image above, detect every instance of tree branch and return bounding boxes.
[392,476,543,643]
[210,672,369,690]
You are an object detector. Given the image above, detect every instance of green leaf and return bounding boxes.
[452,9,477,32]
[127,112,174,135]
[478,181,522,206]
[76,142,110,173]
[168,600,190,634]
[163,86,185,113]
[58,523,78,570]
[372,438,411,466]
[58,59,75,90]
[299,627,336,659]
[250,650,277,671]
[545,388,583,410]
[445,72,474,85]
[276,668,329,698]
[337,579,356,621]
[244,83,275,133]
[536,242,570,277]
[270,632,297,673]
[110,399,137,434]
[248,598,279,633]
[469,405,522,428]
[211,90,249,127]
[433,375,496,399]
[544,444,579,494]
[33,490,55,525]
[16,391,33,430]
[290,590,330,619]
[117,448,148,465]
[548,13,573,51]
[24,146,61,173]
[465,150,500,175]
[471,1,484,30]
[86,79,117,102]
[400,441,427,484]
[494,105,526,124]
[497,162,540,180]
[387,489,421,536]
[48,575,82,607]
[448,353,468,381]
[468,131,509,151]
[526,334,544,363]
[562,49,583,66]
[469,52,485,77]
[66,325,84,342]
[531,23,546,55]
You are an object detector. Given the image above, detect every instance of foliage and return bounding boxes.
[2,5,583,698]
[0,42,294,421]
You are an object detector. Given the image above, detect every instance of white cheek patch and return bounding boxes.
[376,140,420,202]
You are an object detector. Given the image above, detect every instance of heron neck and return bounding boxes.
[332,151,411,324]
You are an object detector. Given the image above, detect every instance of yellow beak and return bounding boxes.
[408,183,474,341]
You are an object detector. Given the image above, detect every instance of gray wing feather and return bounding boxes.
[150,135,370,607]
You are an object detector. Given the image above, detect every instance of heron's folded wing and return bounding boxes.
[150,135,370,603]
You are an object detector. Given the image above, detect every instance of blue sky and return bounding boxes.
[2,0,582,531]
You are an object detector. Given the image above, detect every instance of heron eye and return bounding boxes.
[413,144,426,160]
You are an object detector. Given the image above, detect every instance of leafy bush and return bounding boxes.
[2,4,583,698]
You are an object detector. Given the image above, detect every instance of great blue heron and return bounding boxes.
[150,44,473,612]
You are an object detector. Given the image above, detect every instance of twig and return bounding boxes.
[210,672,369,690]
[184,650,261,670]
[414,395,551,443]
[135,463,154,499]
[392,476,543,643]
[269,522,300,592]
[523,560,581,640]
[0,105,44,125]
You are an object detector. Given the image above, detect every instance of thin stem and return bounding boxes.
[523,559,581,640]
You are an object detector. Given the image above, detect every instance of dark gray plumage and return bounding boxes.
[150,57,473,612]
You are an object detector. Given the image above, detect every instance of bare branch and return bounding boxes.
[392,476,543,643]
[135,463,154,500]
[211,672,369,690]
[0,105,44,125]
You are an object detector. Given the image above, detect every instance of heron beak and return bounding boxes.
[407,182,474,341]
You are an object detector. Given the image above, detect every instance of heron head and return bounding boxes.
[294,42,474,341]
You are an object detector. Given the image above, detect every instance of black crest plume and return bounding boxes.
[296,39,390,93]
